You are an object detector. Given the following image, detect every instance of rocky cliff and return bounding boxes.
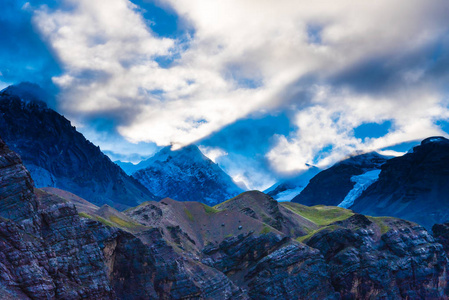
[304,214,448,298]
[0,136,115,299]
[0,84,156,209]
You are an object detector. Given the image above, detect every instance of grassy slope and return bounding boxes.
[281,202,354,242]
[282,202,401,242]
[282,202,354,226]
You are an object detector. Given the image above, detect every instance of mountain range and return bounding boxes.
[2,82,449,298]
[1,135,449,299]
[290,138,449,229]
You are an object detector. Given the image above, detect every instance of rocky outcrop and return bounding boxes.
[202,232,338,299]
[305,215,448,299]
[132,145,243,205]
[85,220,246,299]
[0,84,156,210]
[0,137,115,299]
[351,137,449,229]
[0,136,39,231]
[292,152,389,206]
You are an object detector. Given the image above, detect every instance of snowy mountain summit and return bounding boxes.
[132,144,244,205]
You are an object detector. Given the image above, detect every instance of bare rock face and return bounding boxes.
[305,215,448,299]
[0,137,115,299]
[0,85,156,210]
[0,136,39,230]
[202,231,338,300]
[85,221,247,299]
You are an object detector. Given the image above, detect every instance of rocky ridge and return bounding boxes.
[0,84,156,210]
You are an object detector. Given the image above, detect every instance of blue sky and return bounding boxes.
[2,0,449,190]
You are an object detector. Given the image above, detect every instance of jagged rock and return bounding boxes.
[0,137,116,299]
[202,232,338,299]
[0,85,156,210]
[85,221,247,299]
[0,136,39,232]
[305,215,448,299]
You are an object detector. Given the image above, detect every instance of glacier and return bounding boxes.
[338,169,381,208]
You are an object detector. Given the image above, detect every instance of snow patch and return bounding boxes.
[338,169,381,208]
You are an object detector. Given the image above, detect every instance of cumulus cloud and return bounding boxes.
[267,85,449,173]
[28,0,449,177]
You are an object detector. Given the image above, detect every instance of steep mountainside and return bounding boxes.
[351,137,449,229]
[132,145,244,205]
[0,84,156,209]
[301,214,448,299]
[292,152,390,206]
[0,136,115,298]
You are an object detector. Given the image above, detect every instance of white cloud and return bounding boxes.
[198,145,228,163]
[32,0,449,175]
[267,85,449,173]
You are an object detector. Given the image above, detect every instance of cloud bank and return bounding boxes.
[3,0,449,187]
